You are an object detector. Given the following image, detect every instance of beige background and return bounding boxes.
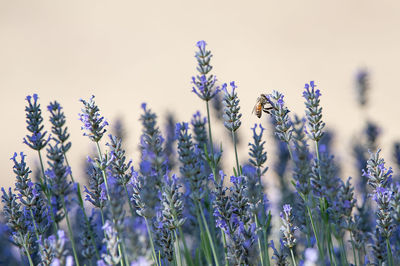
[1,0,400,191]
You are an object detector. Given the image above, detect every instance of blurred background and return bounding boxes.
[1,0,399,191]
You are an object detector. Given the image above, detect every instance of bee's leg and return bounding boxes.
[262,107,273,112]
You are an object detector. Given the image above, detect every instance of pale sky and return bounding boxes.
[1,0,400,190]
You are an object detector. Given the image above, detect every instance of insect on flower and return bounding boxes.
[252,94,273,118]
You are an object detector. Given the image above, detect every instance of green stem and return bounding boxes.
[174,230,183,266]
[231,130,241,175]
[254,215,265,266]
[63,150,75,183]
[19,232,34,266]
[178,226,194,266]
[264,212,272,266]
[286,143,294,162]
[195,205,212,265]
[314,141,322,180]
[61,197,80,266]
[339,236,348,266]
[145,218,159,266]
[64,152,100,260]
[29,209,40,242]
[290,248,297,266]
[37,150,58,233]
[222,230,229,266]
[95,141,126,265]
[123,184,136,218]
[349,233,357,266]
[206,101,215,163]
[198,202,220,266]
[306,203,324,262]
[386,238,393,266]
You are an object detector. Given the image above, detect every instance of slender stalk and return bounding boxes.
[254,215,265,266]
[306,203,324,262]
[314,141,322,181]
[206,101,215,167]
[178,226,194,266]
[386,238,393,266]
[63,151,75,183]
[339,236,348,266]
[174,230,183,266]
[221,230,229,266]
[95,141,126,266]
[286,143,294,162]
[123,184,136,218]
[19,232,34,266]
[37,150,58,233]
[263,211,272,266]
[61,197,80,266]
[198,202,220,266]
[290,248,297,266]
[349,233,358,266]
[29,209,40,242]
[144,218,159,266]
[64,152,100,259]
[231,131,241,175]
[195,205,212,265]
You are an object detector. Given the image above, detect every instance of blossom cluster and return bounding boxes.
[1,41,400,266]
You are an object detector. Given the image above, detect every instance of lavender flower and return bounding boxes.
[268,91,293,143]
[153,212,175,262]
[139,103,167,190]
[100,221,121,265]
[303,81,325,142]
[176,122,206,201]
[390,182,400,223]
[160,174,186,230]
[355,69,369,107]
[248,124,268,175]
[211,170,231,234]
[84,161,106,210]
[230,175,251,225]
[38,236,54,266]
[164,112,177,171]
[292,116,312,197]
[373,187,394,239]
[12,152,50,235]
[106,177,126,233]
[363,149,393,191]
[280,204,297,249]
[23,94,50,151]
[46,141,72,223]
[46,141,72,199]
[222,81,242,132]
[129,169,155,219]
[107,134,132,186]
[394,142,400,171]
[192,41,220,102]
[79,95,108,142]
[1,187,35,252]
[191,111,208,150]
[369,228,387,265]
[330,177,356,235]
[78,211,97,261]
[48,101,71,153]
[48,231,71,266]
[270,240,288,266]
[365,121,380,150]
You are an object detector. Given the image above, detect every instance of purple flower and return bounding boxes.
[196,40,206,50]
[79,95,108,142]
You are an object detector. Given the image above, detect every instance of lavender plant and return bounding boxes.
[3,40,400,266]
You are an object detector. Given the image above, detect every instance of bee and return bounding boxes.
[252,94,273,118]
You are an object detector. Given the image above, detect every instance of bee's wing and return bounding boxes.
[251,102,258,114]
